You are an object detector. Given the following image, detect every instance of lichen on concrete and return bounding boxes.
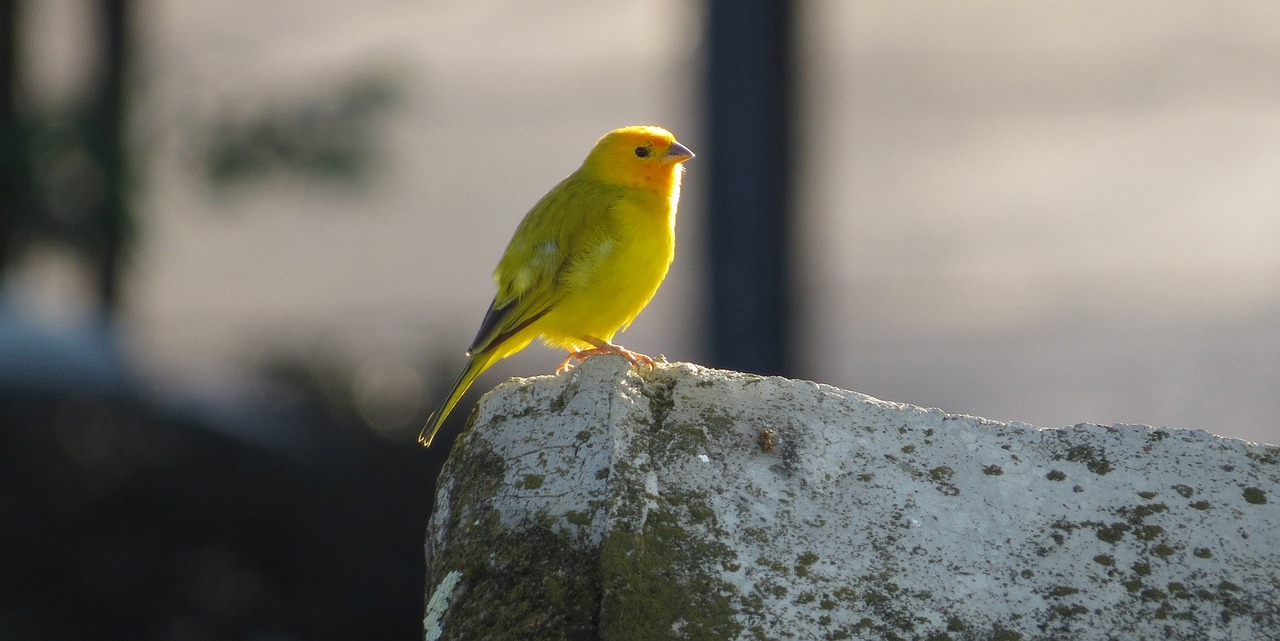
[422,366,616,641]
[425,356,1280,640]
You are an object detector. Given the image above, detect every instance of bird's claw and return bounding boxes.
[558,343,656,374]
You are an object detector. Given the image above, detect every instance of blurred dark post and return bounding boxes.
[0,0,134,311]
[91,0,132,312]
[0,0,21,274]
[705,0,795,376]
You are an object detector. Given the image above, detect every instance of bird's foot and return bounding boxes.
[557,341,655,373]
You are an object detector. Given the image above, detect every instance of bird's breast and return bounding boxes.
[588,196,675,300]
[538,193,676,343]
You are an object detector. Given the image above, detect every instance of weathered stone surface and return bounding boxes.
[423,356,1280,641]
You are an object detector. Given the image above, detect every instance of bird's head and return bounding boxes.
[581,125,694,191]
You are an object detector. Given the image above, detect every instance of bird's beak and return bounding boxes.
[665,141,695,162]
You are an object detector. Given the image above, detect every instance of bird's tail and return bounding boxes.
[418,351,498,447]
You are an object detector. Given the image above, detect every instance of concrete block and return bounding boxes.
[424,357,1280,640]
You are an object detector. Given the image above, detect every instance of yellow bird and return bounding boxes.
[418,125,694,447]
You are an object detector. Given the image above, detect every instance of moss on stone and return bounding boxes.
[427,511,603,640]
[698,407,738,441]
[1141,588,1168,602]
[1095,522,1130,544]
[1131,503,1168,520]
[1052,604,1089,618]
[755,555,789,575]
[668,422,710,453]
[1134,525,1164,541]
[597,426,744,641]
[1242,487,1267,505]
[991,626,1024,641]
[1050,520,1080,533]
[1065,444,1113,475]
[928,465,960,496]
[1245,447,1279,465]
[598,503,744,640]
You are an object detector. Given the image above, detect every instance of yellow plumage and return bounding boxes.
[418,125,693,447]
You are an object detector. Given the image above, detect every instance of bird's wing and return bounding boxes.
[467,176,621,356]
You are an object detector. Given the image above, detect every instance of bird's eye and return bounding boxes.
[634,146,650,158]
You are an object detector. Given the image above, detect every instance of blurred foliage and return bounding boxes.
[200,72,400,190]
[249,339,429,441]
[17,106,121,243]
[1,100,131,275]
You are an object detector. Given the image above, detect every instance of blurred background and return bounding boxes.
[3,0,1280,639]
